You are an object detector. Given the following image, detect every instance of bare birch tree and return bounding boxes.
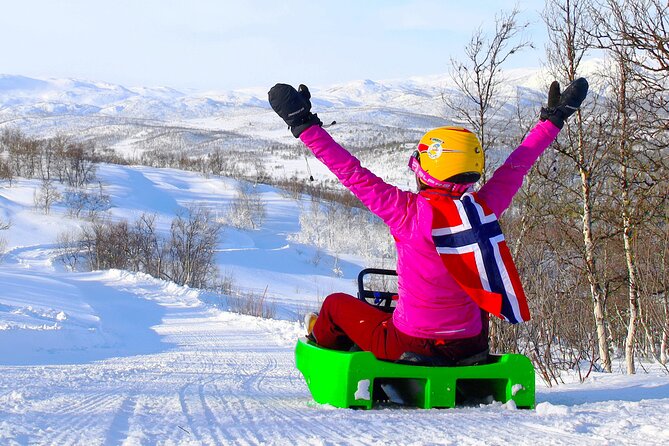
[593,0,669,371]
[444,7,532,181]
[543,0,613,371]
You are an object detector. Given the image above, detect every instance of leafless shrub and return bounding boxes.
[0,159,13,187]
[0,217,11,262]
[81,219,130,271]
[63,183,111,220]
[216,270,236,295]
[140,144,368,211]
[227,286,276,319]
[0,239,6,263]
[79,208,222,289]
[56,140,97,187]
[292,199,395,264]
[225,183,266,230]
[33,179,62,214]
[166,207,222,288]
[129,213,169,279]
[56,230,82,271]
[1,129,97,187]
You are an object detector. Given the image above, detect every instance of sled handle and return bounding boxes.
[356,268,398,313]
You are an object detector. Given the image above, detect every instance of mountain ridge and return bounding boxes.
[0,63,570,120]
[0,59,604,169]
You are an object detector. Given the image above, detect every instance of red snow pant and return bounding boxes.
[311,293,489,362]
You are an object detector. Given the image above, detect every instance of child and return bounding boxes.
[268,78,588,363]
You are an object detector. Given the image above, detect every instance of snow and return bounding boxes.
[355,380,371,401]
[0,146,668,444]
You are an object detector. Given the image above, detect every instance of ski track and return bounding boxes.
[2,246,669,444]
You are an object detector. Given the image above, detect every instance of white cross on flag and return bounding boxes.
[430,192,531,324]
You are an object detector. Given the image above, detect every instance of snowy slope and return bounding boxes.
[1,164,668,445]
[2,262,667,445]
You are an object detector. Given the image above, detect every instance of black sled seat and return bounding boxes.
[294,269,536,409]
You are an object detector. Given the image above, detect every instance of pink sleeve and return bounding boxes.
[478,120,560,217]
[299,125,414,236]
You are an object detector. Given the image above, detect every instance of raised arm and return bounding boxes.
[299,125,413,232]
[268,83,414,235]
[478,78,589,216]
[478,120,560,216]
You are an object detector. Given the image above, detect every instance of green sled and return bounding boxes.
[295,338,535,409]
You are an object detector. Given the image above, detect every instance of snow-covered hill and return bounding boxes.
[1,163,668,445]
[0,67,558,193]
[0,65,563,153]
[2,60,608,122]
[1,61,611,193]
[0,70,538,119]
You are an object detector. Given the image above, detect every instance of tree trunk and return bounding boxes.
[617,60,640,374]
[623,207,639,374]
[661,293,669,365]
[577,114,612,372]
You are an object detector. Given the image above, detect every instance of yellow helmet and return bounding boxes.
[410,126,484,186]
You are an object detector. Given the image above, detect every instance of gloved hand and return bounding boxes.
[540,77,589,129]
[268,83,323,138]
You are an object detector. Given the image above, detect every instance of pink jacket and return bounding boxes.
[300,120,560,339]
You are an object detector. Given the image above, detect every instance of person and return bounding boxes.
[268,77,588,363]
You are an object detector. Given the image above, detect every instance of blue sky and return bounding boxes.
[0,0,547,91]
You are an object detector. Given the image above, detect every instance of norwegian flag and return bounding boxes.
[430,192,530,324]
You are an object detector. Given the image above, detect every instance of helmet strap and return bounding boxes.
[408,155,473,193]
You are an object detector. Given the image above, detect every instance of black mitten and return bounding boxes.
[268,83,323,137]
[540,77,589,129]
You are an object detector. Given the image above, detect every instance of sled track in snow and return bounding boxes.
[47,393,116,445]
[104,395,138,445]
